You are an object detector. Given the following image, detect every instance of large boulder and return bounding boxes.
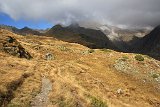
[0,36,32,59]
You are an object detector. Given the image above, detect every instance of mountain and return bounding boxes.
[97,25,150,52]
[46,24,118,50]
[134,25,160,58]
[18,27,42,36]
[77,24,150,52]
[0,24,19,33]
[0,25,43,36]
[0,24,151,53]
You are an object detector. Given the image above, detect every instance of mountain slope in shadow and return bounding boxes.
[18,27,43,36]
[134,25,160,59]
[45,24,118,50]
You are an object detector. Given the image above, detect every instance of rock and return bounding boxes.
[45,53,54,60]
[114,59,139,74]
[1,36,32,59]
[117,88,124,94]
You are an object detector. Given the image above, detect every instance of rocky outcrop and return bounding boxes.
[0,36,32,59]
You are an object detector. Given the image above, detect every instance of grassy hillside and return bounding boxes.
[0,29,160,107]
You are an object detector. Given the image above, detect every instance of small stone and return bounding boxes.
[45,53,54,60]
[117,88,124,94]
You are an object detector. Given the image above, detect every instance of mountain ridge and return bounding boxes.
[1,24,160,60]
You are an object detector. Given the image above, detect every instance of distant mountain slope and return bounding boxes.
[97,25,150,52]
[46,24,117,49]
[2,24,159,56]
[135,25,160,57]
[18,27,42,35]
[0,25,19,33]
[0,25,42,36]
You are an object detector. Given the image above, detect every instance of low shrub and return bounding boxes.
[88,49,95,53]
[58,46,70,51]
[101,49,112,52]
[151,73,159,79]
[91,97,107,107]
[120,56,129,61]
[86,94,108,107]
[135,55,144,61]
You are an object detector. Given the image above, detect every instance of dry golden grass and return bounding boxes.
[0,29,160,107]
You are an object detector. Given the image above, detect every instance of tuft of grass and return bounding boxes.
[91,97,107,107]
[135,55,144,61]
[88,49,95,53]
[58,97,72,107]
[144,55,152,59]
[101,49,112,53]
[151,73,159,79]
[58,46,70,51]
[120,56,129,61]
[86,95,107,107]
[8,103,21,107]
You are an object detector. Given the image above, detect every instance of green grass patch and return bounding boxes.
[135,55,144,61]
[151,73,159,79]
[51,97,72,107]
[86,95,107,107]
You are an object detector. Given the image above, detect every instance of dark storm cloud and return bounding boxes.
[0,0,160,27]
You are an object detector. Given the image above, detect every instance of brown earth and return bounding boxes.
[0,29,160,107]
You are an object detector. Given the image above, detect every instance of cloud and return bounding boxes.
[0,0,160,27]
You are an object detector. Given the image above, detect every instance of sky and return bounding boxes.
[0,13,52,29]
[0,0,160,29]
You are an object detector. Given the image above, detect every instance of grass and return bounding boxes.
[58,46,70,51]
[6,73,41,107]
[8,103,21,107]
[51,97,72,107]
[91,97,107,107]
[135,55,144,61]
[81,49,95,55]
[2,28,160,107]
[58,99,70,107]
[100,49,112,53]
[86,95,107,107]
[144,55,152,59]
[88,49,95,53]
[120,56,129,61]
[151,73,159,79]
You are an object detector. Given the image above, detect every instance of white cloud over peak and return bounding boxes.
[0,0,160,27]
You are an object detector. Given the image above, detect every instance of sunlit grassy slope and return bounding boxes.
[0,29,160,107]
